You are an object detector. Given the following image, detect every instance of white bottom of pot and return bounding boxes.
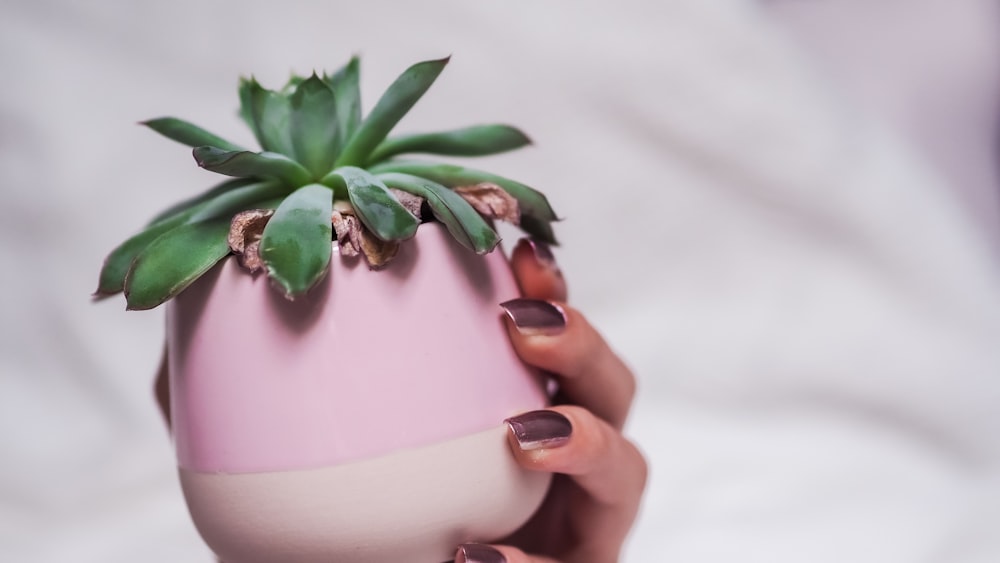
[179,425,552,563]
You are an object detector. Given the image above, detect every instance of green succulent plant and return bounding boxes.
[95,57,558,310]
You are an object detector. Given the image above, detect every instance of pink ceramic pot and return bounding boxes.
[165,223,550,563]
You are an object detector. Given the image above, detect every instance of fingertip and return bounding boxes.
[526,406,646,507]
[510,238,567,301]
[504,405,610,473]
[457,543,553,563]
[516,238,557,269]
[155,348,171,429]
[499,298,568,337]
[505,409,573,451]
[456,543,507,563]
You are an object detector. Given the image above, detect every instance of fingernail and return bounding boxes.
[457,543,506,563]
[499,298,567,335]
[517,238,559,273]
[505,410,572,450]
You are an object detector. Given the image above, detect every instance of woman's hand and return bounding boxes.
[456,239,647,563]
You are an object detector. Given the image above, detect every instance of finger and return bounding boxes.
[154,348,171,428]
[500,300,635,428]
[510,238,567,302]
[505,407,647,510]
[456,542,559,563]
[504,407,648,560]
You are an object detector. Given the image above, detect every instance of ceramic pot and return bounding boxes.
[166,223,551,563]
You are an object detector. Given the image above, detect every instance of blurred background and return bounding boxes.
[2,0,999,561]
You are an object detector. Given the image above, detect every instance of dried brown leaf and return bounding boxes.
[331,207,400,268]
[331,211,361,257]
[455,182,520,224]
[389,188,426,220]
[229,209,274,273]
[239,240,265,272]
[359,230,399,269]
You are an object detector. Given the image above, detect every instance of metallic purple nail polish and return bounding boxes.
[505,410,572,450]
[499,298,566,335]
[520,238,559,271]
[458,543,506,563]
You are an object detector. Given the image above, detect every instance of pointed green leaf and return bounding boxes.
[101,179,272,297]
[367,124,531,164]
[289,74,340,178]
[260,184,334,298]
[142,117,246,152]
[368,160,557,243]
[378,172,499,254]
[193,146,311,186]
[186,180,287,223]
[96,209,199,297]
[282,72,307,93]
[335,57,449,167]
[324,57,362,143]
[238,76,256,133]
[124,219,232,310]
[146,178,255,226]
[241,78,294,156]
[325,166,419,241]
[519,214,557,245]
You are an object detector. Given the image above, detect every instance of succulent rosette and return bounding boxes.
[96,56,557,308]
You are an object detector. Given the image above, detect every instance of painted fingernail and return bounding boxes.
[517,237,559,273]
[505,410,573,450]
[457,543,506,563]
[499,298,567,335]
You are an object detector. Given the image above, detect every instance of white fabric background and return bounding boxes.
[1,0,998,561]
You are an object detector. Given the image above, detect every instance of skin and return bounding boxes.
[480,240,647,563]
[154,238,647,563]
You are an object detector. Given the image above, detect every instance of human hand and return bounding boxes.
[455,239,647,563]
